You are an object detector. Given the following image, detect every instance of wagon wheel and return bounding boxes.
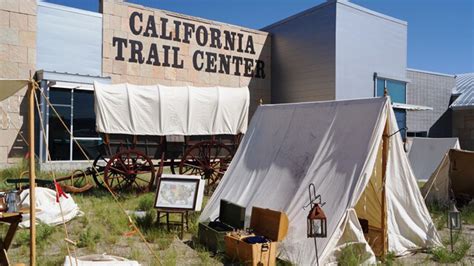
[92,154,110,190]
[69,169,88,188]
[178,141,233,193]
[103,150,155,193]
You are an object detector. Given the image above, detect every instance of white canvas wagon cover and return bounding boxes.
[93,82,250,135]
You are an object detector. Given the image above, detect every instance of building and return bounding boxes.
[451,73,474,150]
[0,0,470,169]
[406,69,455,138]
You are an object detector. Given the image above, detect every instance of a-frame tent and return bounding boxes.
[199,97,441,264]
[422,149,474,205]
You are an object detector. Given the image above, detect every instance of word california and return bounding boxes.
[112,11,266,79]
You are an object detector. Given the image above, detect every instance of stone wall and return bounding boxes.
[101,0,271,115]
[0,0,37,167]
[453,109,474,150]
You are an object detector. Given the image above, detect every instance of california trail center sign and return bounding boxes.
[112,11,267,79]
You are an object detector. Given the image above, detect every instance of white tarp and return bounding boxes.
[199,97,441,265]
[93,82,249,136]
[19,187,82,228]
[0,79,29,101]
[408,137,460,181]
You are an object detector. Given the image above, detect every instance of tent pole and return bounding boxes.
[381,109,389,258]
[28,79,37,266]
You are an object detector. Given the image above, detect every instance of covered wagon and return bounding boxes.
[91,82,250,193]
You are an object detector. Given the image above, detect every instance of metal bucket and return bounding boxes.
[6,190,20,213]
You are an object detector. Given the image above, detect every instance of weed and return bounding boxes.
[137,193,155,211]
[77,226,102,250]
[14,223,56,249]
[461,202,474,224]
[337,244,365,265]
[431,237,471,263]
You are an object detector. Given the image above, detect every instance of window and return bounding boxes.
[375,78,406,104]
[375,76,407,140]
[46,87,101,161]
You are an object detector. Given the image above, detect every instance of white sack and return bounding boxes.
[199,97,441,265]
[64,254,140,266]
[94,82,249,135]
[19,187,82,228]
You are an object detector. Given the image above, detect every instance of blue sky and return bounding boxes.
[44,0,474,74]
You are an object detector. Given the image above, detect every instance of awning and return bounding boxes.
[392,102,433,111]
[0,79,29,101]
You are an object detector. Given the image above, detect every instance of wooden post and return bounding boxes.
[28,80,36,265]
[380,109,390,258]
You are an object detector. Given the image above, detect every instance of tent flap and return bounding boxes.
[0,79,29,101]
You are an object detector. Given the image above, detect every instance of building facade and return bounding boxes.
[406,69,455,137]
[0,0,470,169]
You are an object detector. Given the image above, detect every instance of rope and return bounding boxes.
[33,85,78,266]
[38,88,161,263]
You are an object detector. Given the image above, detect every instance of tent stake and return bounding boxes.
[28,79,36,265]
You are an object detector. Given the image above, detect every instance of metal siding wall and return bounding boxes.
[266,3,336,103]
[335,3,407,100]
[37,3,102,76]
[406,70,455,136]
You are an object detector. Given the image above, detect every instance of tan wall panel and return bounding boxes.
[101,1,271,116]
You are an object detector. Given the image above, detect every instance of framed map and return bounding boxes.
[154,177,200,210]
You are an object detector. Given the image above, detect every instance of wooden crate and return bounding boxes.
[198,200,245,253]
[224,206,289,266]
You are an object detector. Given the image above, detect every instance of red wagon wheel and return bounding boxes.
[103,150,155,193]
[178,141,233,192]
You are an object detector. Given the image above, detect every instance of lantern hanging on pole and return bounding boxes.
[307,203,327,238]
[447,200,461,253]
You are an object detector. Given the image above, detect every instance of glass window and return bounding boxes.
[48,106,71,160]
[73,90,97,138]
[49,88,71,105]
[46,86,101,161]
[73,139,101,160]
[375,78,406,104]
[394,108,407,141]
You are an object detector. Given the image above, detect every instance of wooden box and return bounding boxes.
[198,199,245,253]
[224,206,289,266]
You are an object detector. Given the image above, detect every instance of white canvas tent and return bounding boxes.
[408,137,460,181]
[199,97,441,264]
[93,82,250,136]
[422,149,474,205]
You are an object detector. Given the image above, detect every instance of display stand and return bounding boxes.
[156,209,189,239]
[0,213,22,265]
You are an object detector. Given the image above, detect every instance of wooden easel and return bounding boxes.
[155,209,189,239]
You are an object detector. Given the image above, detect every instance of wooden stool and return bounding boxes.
[156,209,189,239]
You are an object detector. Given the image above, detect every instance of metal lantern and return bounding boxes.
[447,201,461,252]
[307,203,327,238]
[448,202,461,230]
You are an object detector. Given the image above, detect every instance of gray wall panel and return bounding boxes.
[266,3,336,103]
[37,2,102,76]
[335,2,407,100]
[406,69,455,136]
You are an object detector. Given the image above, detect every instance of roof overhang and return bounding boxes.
[393,103,433,111]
